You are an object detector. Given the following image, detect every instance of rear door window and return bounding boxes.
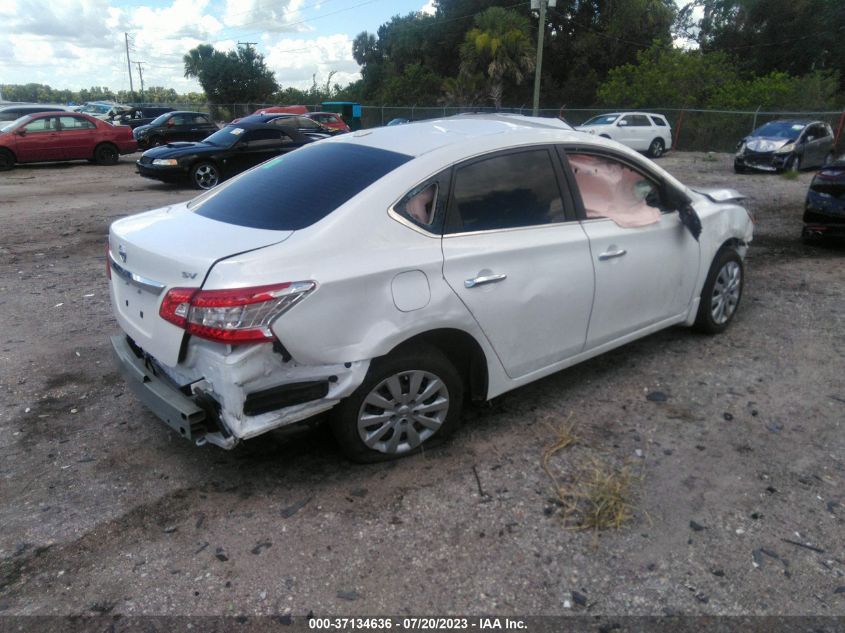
[191,143,412,230]
[445,149,567,233]
[650,116,668,127]
[59,116,96,130]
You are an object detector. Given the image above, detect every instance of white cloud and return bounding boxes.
[223,0,311,33]
[420,0,435,16]
[0,0,361,94]
[265,34,360,90]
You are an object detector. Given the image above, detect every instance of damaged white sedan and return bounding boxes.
[108,114,753,461]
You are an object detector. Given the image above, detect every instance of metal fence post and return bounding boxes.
[674,109,686,150]
[380,105,384,126]
[751,105,761,133]
[835,111,845,149]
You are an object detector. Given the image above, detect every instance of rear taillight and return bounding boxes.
[159,282,316,344]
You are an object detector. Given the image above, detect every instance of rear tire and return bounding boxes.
[94,143,119,166]
[647,138,665,158]
[330,344,464,463]
[694,248,744,334]
[0,148,15,171]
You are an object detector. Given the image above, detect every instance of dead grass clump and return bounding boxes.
[541,418,637,533]
[573,461,633,531]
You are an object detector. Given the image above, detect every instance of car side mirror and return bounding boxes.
[16,128,26,136]
[806,135,815,143]
[617,120,628,126]
[167,120,175,127]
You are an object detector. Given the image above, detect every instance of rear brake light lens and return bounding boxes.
[159,282,316,344]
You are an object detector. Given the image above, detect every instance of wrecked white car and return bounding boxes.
[108,114,753,461]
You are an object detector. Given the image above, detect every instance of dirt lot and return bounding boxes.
[0,152,843,618]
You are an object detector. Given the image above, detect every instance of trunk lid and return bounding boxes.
[108,201,292,367]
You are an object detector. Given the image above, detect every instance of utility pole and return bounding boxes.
[125,32,135,95]
[531,0,555,117]
[134,62,146,103]
[237,41,257,49]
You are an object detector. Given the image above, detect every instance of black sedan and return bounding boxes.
[803,159,845,242]
[133,111,219,150]
[734,119,835,173]
[136,122,315,189]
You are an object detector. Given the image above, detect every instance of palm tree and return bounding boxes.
[183,44,216,80]
[459,7,535,110]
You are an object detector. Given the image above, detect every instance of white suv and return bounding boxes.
[108,115,751,462]
[576,112,672,158]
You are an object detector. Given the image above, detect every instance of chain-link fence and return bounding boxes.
[138,102,845,153]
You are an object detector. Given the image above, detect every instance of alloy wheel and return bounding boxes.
[357,370,450,455]
[710,261,742,325]
[193,164,219,189]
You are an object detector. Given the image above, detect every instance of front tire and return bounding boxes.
[647,138,665,158]
[330,344,464,463]
[785,155,801,173]
[694,248,744,334]
[93,143,119,166]
[191,162,220,189]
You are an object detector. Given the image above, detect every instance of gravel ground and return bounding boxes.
[0,151,843,618]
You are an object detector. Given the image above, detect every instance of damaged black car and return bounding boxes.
[734,120,835,173]
[802,159,845,242]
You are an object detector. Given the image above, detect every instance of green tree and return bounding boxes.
[689,0,845,86]
[183,44,278,105]
[459,7,535,109]
[597,45,739,108]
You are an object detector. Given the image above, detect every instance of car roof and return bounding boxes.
[762,119,815,126]
[222,121,309,140]
[324,114,578,158]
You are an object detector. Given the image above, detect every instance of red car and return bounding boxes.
[0,111,137,171]
[307,112,351,133]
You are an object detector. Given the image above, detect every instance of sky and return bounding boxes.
[0,0,437,94]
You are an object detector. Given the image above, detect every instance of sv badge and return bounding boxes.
[182,272,198,279]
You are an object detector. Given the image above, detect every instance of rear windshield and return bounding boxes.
[190,142,413,230]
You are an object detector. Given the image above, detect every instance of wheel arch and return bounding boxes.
[387,328,489,402]
[93,140,118,155]
[0,146,17,166]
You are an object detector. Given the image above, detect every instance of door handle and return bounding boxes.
[598,249,627,260]
[464,273,507,288]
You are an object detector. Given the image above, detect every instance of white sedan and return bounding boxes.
[108,114,752,461]
[576,112,673,158]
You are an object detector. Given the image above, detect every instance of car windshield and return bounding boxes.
[149,113,172,126]
[201,125,247,148]
[0,115,32,132]
[752,121,808,138]
[190,143,413,230]
[582,114,619,126]
[79,103,110,114]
